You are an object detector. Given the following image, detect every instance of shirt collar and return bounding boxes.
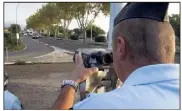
[124,64,180,86]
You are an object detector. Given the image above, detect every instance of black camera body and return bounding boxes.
[73,48,113,68]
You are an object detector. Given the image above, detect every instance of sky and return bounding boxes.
[4,3,180,33]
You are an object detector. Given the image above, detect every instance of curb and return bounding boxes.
[45,36,108,46]
[64,39,108,46]
[4,61,74,65]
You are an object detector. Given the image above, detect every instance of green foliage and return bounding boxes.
[58,26,64,33]
[169,14,180,38]
[14,60,27,65]
[4,32,10,38]
[43,33,48,37]
[8,24,21,33]
[4,32,25,52]
[100,3,110,16]
[73,28,81,36]
[86,24,105,38]
[72,3,110,40]
[70,35,79,40]
[95,35,106,42]
[57,33,64,38]
[26,3,110,39]
[50,33,55,37]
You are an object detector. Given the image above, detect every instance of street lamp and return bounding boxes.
[16,3,20,47]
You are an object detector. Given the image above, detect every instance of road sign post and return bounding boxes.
[5,47,8,61]
[16,33,19,47]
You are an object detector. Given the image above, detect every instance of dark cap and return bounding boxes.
[114,2,169,27]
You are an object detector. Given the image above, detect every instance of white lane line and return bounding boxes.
[45,44,48,45]
[33,46,55,59]
[32,39,39,42]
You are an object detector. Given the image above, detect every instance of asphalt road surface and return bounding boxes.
[38,37,107,52]
[38,37,180,63]
[7,36,54,61]
[5,63,82,110]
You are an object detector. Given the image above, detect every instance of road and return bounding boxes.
[7,36,54,61]
[38,37,179,63]
[38,37,107,52]
[5,63,81,110]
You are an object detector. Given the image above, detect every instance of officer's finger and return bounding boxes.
[76,52,83,65]
[88,67,99,75]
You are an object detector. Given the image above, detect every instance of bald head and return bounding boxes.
[112,18,175,64]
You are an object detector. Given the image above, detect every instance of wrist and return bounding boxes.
[62,85,76,91]
[61,80,79,91]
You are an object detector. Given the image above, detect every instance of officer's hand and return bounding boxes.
[70,52,98,83]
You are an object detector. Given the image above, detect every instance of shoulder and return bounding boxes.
[73,85,136,109]
[4,90,22,110]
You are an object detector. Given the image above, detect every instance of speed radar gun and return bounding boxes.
[73,48,119,100]
[73,3,126,101]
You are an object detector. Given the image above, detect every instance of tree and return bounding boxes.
[39,3,60,37]
[73,28,82,36]
[8,24,21,33]
[26,3,60,36]
[58,26,64,33]
[26,10,46,32]
[169,14,180,38]
[55,3,75,39]
[86,24,105,38]
[72,3,110,40]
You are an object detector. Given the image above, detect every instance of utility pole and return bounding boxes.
[16,3,20,47]
[108,3,126,50]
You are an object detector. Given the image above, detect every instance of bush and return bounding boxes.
[4,33,25,51]
[86,25,105,38]
[4,32,10,38]
[95,35,106,42]
[14,60,27,65]
[50,33,54,37]
[43,33,48,36]
[70,35,79,40]
[57,33,64,38]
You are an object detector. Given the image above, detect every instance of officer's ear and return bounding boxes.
[116,36,126,59]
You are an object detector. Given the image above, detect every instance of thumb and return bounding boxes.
[89,67,99,74]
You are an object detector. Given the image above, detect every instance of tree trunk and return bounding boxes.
[54,31,57,38]
[49,32,50,37]
[63,28,66,39]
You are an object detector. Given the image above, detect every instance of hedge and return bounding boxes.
[94,35,106,42]
[70,35,79,40]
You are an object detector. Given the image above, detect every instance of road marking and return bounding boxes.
[33,46,55,58]
[45,44,48,45]
[32,39,39,42]
[39,42,42,43]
